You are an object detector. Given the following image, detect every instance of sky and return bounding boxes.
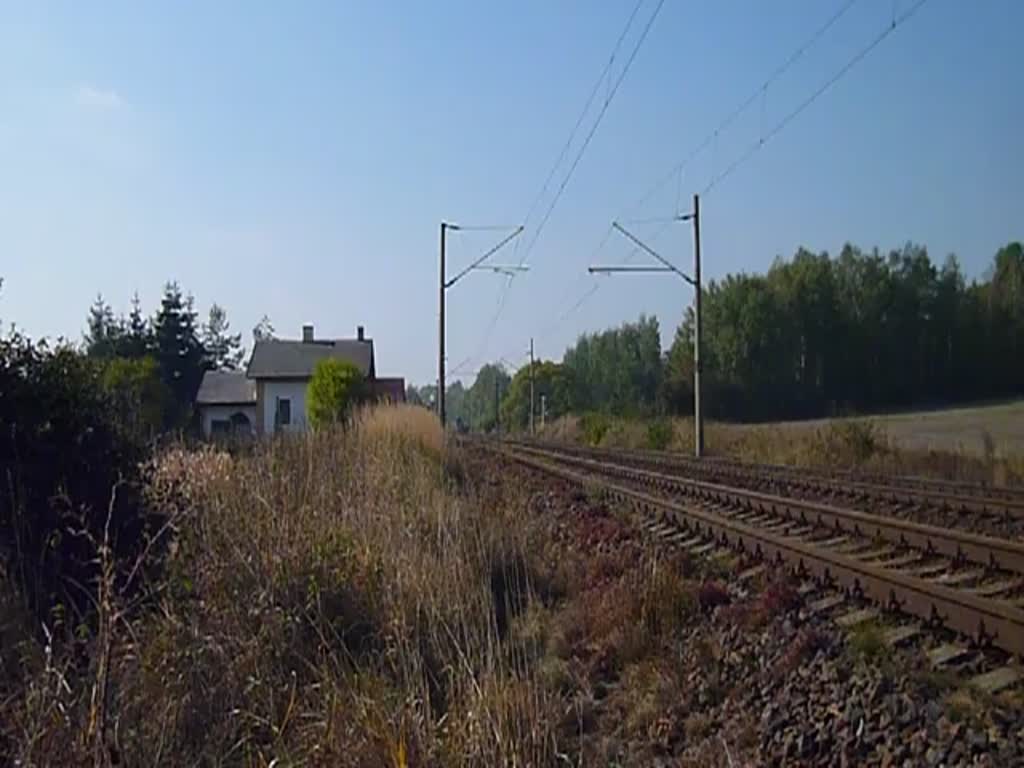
[1,0,1021,386]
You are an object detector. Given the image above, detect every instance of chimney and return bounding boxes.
[302,324,314,343]
[357,325,365,341]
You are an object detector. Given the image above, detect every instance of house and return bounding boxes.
[195,371,257,437]
[195,324,405,438]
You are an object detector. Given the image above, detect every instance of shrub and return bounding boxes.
[646,418,674,450]
[813,419,885,467]
[847,620,887,662]
[0,333,154,627]
[100,355,172,442]
[580,412,611,446]
[307,357,365,428]
[0,419,564,764]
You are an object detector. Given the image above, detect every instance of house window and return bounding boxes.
[276,397,291,428]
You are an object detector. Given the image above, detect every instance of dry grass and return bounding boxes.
[355,401,445,457]
[541,409,1024,486]
[0,404,561,765]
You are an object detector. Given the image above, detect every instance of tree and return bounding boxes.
[151,282,208,426]
[307,358,365,428]
[84,294,125,358]
[121,292,153,358]
[464,363,511,432]
[253,315,276,343]
[101,355,171,441]
[563,315,662,416]
[0,332,152,624]
[500,360,572,430]
[405,384,424,406]
[203,303,245,370]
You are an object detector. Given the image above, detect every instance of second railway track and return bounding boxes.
[530,441,1024,538]
[495,440,1024,666]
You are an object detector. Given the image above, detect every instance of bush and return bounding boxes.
[646,418,674,450]
[100,355,172,442]
[307,358,365,429]
[812,419,885,467]
[580,412,611,446]
[0,333,154,627]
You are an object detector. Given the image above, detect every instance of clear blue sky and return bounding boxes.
[1,0,1020,385]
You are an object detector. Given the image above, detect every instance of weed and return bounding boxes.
[646,419,674,451]
[847,621,887,662]
[580,412,612,446]
[698,580,731,613]
[0,406,563,765]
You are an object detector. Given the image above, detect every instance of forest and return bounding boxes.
[425,241,1024,428]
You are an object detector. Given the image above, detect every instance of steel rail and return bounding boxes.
[508,442,1024,575]
[497,444,1024,656]
[575,442,1024,517]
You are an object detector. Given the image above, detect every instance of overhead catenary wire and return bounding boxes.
[514,0,647,250]
[453,0,667,376]
[518,0,668,265]
[524,0,931,347]
[617,0,863,222]
[703,0,932,195]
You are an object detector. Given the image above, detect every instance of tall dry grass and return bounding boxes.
[539,413,1024,486]
[1,404,562,766]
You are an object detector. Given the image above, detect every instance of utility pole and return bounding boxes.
[541,394,547,430]
[437,222,526,433]
[590,193,705,458]
[529,338,536,436]
[494,374,500,438]
[692,194,704,458]
[438,222,448,428]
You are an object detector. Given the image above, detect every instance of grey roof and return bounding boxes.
[196,371,256,405]
[247,338,374,379]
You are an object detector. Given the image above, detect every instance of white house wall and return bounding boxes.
[261,380,309,434]
[199,404,257,438]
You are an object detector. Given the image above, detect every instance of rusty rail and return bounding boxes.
[509,442,1024,575]
[555,441,1024,520]
[495,442,1024,656]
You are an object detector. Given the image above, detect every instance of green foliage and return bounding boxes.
[151,283,209,427]
[646,418,673,450]
[0,332,153,624]
[464,363,511,432]
[580,412,611,446]
[202,303,244,370]
[307,358,365,428]
[812,420,884,466]
[666,241,1024,421]
[100,355,172,441]
[500,360,572,431]
[847,621,887,663]
[563,314,662,416]
[415,239,1024,428]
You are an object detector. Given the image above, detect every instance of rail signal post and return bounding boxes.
[438,222,525,430]
[590,193,704,457]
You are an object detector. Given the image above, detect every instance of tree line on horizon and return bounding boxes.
[421,240,1024,428]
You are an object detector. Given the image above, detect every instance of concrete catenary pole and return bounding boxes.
[529,338,536,436]
[438,222,447,429]
[494,373,500,437]
[692,194,704,458]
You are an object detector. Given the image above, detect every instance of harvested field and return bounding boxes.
[771,400,1024,458]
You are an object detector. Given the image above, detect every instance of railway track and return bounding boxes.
[494,440,1024,685]
[526,441,1024,537]
[706,453,1024,506]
